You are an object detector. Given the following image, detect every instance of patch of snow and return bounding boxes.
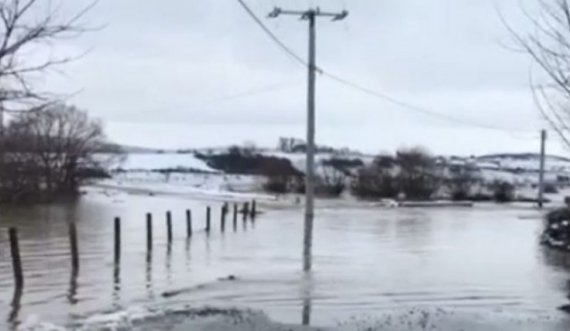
[113,153,217,173]
[94,173,277,203]
[267,151,374,174]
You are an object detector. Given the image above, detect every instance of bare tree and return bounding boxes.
[506,0,570,148]
[0,0,94,117]
[351,159,398,199]
[0,103,120,202]
[396,147,440,200]
[315,163,346,197]
[447,163,481,200]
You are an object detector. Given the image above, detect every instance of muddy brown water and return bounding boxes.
[1,190,570,329]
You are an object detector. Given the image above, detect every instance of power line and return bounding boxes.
[88,80,303,115]
[236,0,307,68]
[321,72,526,132]
[201,80,302,104]
[234,0,536,134]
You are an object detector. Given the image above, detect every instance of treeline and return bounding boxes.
[198,145,522,202]
[0,0,122,203]
[264,146,519,201]
[0,104,120,203]
[351,147,514,202]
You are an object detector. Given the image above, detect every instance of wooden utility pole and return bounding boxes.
[268,7,348,272]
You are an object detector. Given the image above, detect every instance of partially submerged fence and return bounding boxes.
[4,199,259,310]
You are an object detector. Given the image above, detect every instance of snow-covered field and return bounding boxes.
[97,172,273,203]
[268,151,375,173]
[476,154,570,173]
[113,153,218,173]
[99,151,570,203]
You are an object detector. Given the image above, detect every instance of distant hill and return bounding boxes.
[100,144,169,154]
[120,145,168,153]
[474,153,570,173]
[477,153,570,163]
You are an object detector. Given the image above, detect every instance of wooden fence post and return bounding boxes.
[242,202,249,221]
[233,203,238,230]
[221,204,226,232]
[186,209,192,237]
[9,228,23,289]
[114,217,121,264]
[206,206,211,233]
[251,200,257,219]
[146,213,153,251]
[166,211,173,243]
[69,222,79,272]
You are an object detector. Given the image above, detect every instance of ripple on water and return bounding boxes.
[0,198,569,329]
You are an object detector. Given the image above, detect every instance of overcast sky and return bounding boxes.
[33,0,564,155]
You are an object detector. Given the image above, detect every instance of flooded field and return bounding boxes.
[1,190,570,330]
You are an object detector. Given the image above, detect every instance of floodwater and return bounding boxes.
[1,190,570,330]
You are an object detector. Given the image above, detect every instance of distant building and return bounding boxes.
[278,137,306,153]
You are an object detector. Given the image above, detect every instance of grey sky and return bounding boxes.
[37,0,559,155]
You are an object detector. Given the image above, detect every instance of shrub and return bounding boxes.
[290,166,346,197]
[447,164,480,201]
[322,158,364,173]
[351,165,398,199]
[263,176,290,194]
[196,151,300,176]
[373,155,396,168]
[492,181,514,203]
[315,165,346,197]
[396,147,440,200]
[544,183,559,194]
[0,104,121,202]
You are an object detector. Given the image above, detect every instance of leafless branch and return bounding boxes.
[504,0,570,147]
[0,0,95,107]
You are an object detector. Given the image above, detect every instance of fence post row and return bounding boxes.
[5,205,262,293]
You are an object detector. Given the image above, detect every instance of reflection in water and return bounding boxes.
[67,268,79,305]
[166,242,173,285]
[185,238,191,268]
[205,235,211,263]
[542,247,570,272]
[146,251,154,299]
[5,199,570,329]
[8,286,23,324]
[302,296,311,326]
[301,273,313,326]
[112,264,121,306]
[541,247,570,309]
[394,213,433,253]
